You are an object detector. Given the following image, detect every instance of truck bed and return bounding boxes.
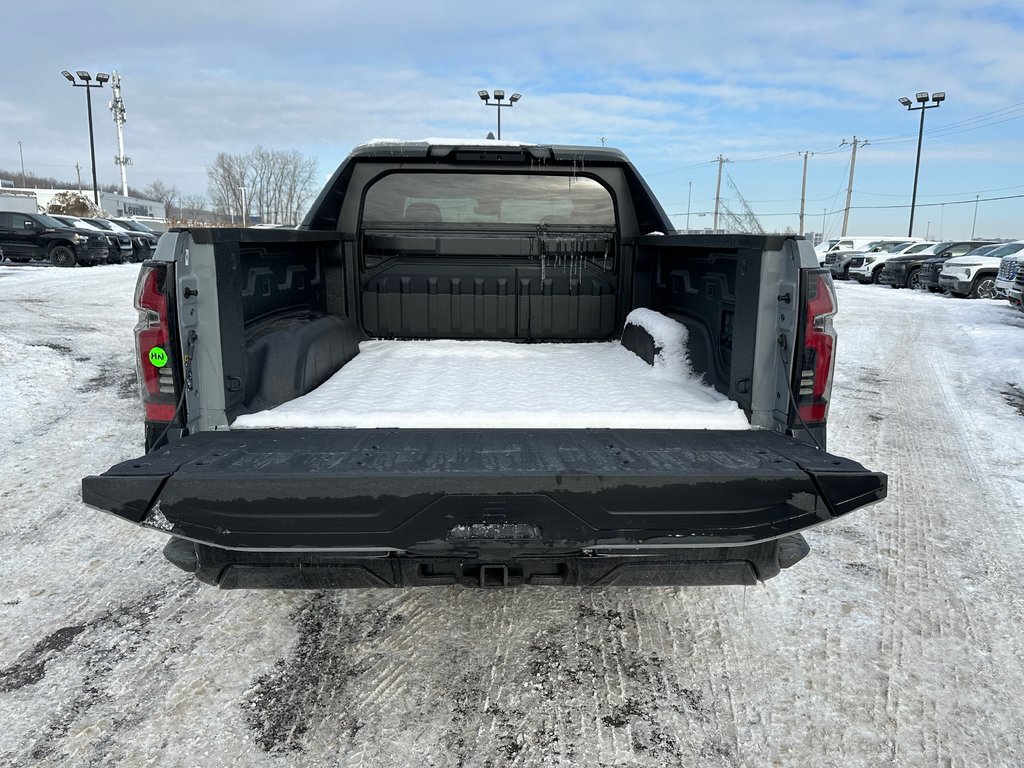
[232,338,751,430]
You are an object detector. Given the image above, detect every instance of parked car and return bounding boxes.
[938,241,1024,299]
[1009,268,1024,310]
[879,240,999,289]
[818,235,897,266]
[108,218,161,260]
[848,241,936,284]
[922,243,1002,294]
[0,210,108,266]
[995,251,1022,299]
[829,239,920,281]
[80,218,146,263]
[50,215,133,265]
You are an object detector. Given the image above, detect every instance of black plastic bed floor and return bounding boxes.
[83,428,886,551]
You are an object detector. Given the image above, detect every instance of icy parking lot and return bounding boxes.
[1,264,1023,767]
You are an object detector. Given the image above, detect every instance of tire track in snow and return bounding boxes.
[831,290,1024,766]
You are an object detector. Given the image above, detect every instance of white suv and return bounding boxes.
[848,241,935,284]
[939,240,1024,299]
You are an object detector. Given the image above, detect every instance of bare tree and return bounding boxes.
[207,147,319,226]
[143,180,180,218]
[179,194,207,218]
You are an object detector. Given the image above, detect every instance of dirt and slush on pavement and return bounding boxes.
[1,263,1023,767]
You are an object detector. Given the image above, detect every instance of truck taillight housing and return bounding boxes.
[134,262,179,425]
[793,269,837,425]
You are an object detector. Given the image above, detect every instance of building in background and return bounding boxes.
[0,187,166,222]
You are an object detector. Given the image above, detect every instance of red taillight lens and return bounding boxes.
[795,270,837,425]
[134,263,178,424]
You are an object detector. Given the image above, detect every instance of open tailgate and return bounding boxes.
[83,428,885,587]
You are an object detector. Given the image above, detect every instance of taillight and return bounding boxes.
[794,269,837,425]
[134,262,178,423]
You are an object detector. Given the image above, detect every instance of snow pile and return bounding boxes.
[232,334,749,431]
[623,307,692,380]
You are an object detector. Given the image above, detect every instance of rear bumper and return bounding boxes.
[163,534,813,588]
[83,428,886,587]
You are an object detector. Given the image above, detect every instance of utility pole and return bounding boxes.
[686,181,693,232]
[712,155,728,233]
[798,151,813,235]
[18,141,25,187]
[972,194,980,238]
[75,163,82,192]
[841,136,867,236]
[109,71,132,197]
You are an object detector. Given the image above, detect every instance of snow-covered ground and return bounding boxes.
[1,263,1023,767]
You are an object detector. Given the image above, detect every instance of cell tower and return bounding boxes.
[109,71,131,196]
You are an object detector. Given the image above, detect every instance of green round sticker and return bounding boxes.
[149,346,168,368]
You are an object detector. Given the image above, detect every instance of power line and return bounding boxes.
[871,101,1024,144]
[669,191,1024,219]
[855,183,1024,199]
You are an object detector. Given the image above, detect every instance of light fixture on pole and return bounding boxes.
[898,90,945,237]
[61,70,110,205]
[478,90,521,140]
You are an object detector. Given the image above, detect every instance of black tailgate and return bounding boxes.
[83,428,885,552]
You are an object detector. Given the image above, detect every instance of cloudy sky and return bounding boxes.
[3,0,1023,239]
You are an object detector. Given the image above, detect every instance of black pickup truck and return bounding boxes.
[83,140,886,589]
[0,211,109,266]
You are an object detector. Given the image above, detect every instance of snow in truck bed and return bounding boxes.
[233,309,751,431]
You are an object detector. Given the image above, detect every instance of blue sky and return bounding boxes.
[2,0,1023,239]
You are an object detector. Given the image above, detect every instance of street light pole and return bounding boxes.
[18,141,25,187]
[898,91,945,237]
[477,90,522,140]
[61,70,110,205]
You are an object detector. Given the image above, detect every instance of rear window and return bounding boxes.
[363,173,615,227]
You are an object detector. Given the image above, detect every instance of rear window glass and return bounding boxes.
[363,173,615,226]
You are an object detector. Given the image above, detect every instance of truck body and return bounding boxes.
[82,141,886,589]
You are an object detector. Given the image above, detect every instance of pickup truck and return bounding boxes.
[82,140,886,590]
[0,210,109,266]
